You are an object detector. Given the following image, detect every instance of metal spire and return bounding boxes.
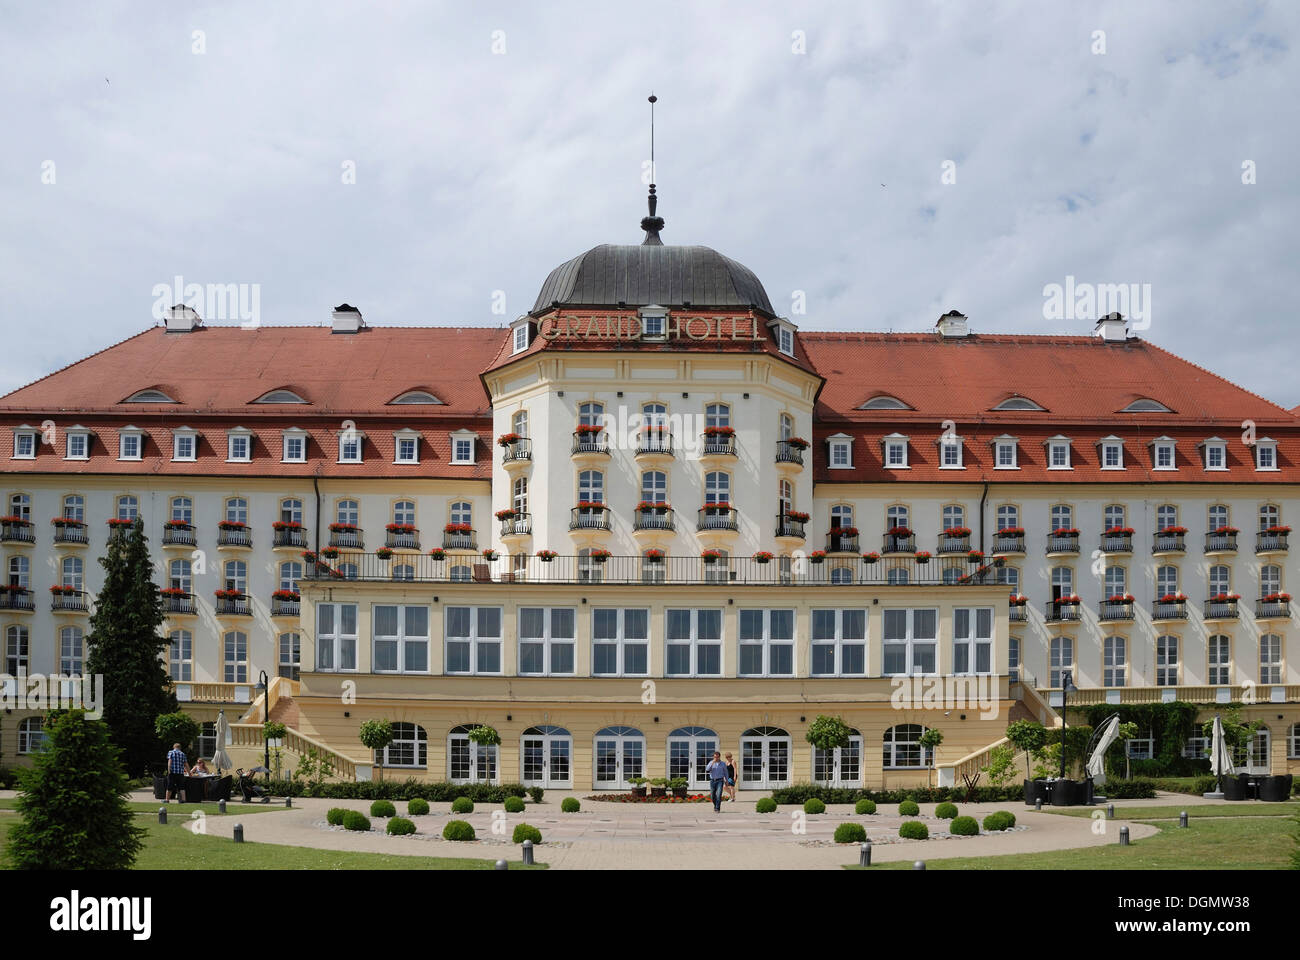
[641,93,664,245]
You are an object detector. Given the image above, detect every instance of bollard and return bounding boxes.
[495,859,508,871]
[1035,799,1042,812]
[286,796,292,808]
[1179,811,1188,828]
[1119,826,1129,846]
[859,840,872,868]
[1107,803,1114,820]
[218,799,226,814]
[158,806,167,825]
[233,823,244,843]
[913,860,926,871]
[521,839,535,866]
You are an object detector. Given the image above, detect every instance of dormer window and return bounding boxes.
[639,305,668,341]
[124,388,177,403]
[227,428,253,463]
[12,426,37,460]
[1150,437,1177,471]
[881,433,909,469]
[777,325,795,357]
[450,429,477,465]
[860,395,912,410]
[394,429,420,464]
[118,426,144,461]
[1121,398,1172,413]
[512,321,531,354]
[826,433,853,470]
[1200,437,1227,471]
[1098,436,1125,470]
[172,427,197,462]
[254,389,308,404]
[389,391,442,405]
[992,396,1045,411]
[937,434,964,469]
[1255,439,1278,471]
[338,429,364,464]
[1045,436,1072,470]
[65,427,90,461]
[282,428,308,463]
[992,436,1019,469]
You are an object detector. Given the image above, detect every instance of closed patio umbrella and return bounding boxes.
[1210,714,1236,780]
[211,709,234,773]
[1085,714,1121,787]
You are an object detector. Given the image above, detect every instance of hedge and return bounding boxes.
[407,797,430,816]
[769,783,1023,805]
[804,798,826,814]
[450,796,474,814]
[504,796,526,813]
[512,823,542,844]
[369,799,396,818]
[899,821,929,840]
[755,797,777,813]
[934,802,958,819]
[263,778,532,802]
[561,797,581,813]
[1098,778,1157,800]
[442,820,475,841]
[386,816,416,836]
[949,815,979,836]
[834,823,867,844]
[854,798,876,815]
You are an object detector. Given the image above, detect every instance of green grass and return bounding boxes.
[1044,803,1297,820]
[0,798,287,816]
[848,817,1295,870]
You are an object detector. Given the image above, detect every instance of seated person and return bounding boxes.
[189,759,212,777]
[235,768,269,803]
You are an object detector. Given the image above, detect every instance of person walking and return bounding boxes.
[706,750,728,812]
[724,752,737,801]
[165,742,188,802]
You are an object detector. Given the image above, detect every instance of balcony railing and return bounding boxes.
[0,589,35,611]
[774,515,806,540]
[571,431,609,456]
[774,439,805,466]
[1046,532,1079,554]
[1204,599,1239,620]
[52,522,89,544]
[882,533,915,554]
[162,524,197,547]
[1204,531,1238,553]
[51,589,89,612]
[385,528,421,550]
[938,534,970,554]
[636,430,673,457]
[633,506,675,532]
[271,595,301,617]
[697,506,738,532]
[570,506,611,531]
[0,521,35,544]
[992,532,1025,554]
[701,434,738,458]
[1256,530,1289,554]
[501,437,533,464]
[217,526,253,548]
[499,513,533,537]
[827,532,859,553]
[215,595,252,617]
[1045,601,1081,623]
[1008,604,1028,623]
[1256,598,1290,619]
[442,530,477,550]
[1152,531,1185,553]
[162,592,197,615]
[301,553,1005,587]
[1151,601,1188,621]
[1099,533,1133,553]
[1098,600,1135,622]
[273,527,310,549]
[329,528,364,549]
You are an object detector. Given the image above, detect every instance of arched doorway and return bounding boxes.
[593,725,645,789]
[740,726,791,790]
[667,726,718,790]
[521,725,572,789]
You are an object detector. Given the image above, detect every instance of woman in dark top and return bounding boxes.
[724,752,737,801]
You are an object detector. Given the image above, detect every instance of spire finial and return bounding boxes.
[641,93,664,245]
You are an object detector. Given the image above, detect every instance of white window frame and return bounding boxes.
[118,427,144,462]
[223,630,249,683]
[226,428,253,463]
[1049,636,1074,688]
[591,608,650,677]
[12,428,37,460]
[282,429,308,463]
[517,607,577,677]
[737,608,796,677]
[826,433,853,470]
[65,428,90,461]
[993,436,1018,470]
[385,722,428,769]
[778,324,795,357]
[448,727,497,783]
[444,606,504,676]
[1156,635,1180,686]
[1260,634,1283,684]
[1201,439,1227,471]
[169,629,193,682]
[393,429,420,464]
[1208,635,1231,685]
[882,608,938,676]
[810,608,867,677]
[881,433,909,470]
[1103,635,1127,687]
[371,604,430,674]
[1151,438,1176,471]
[512,322,530,354]
[315,602,358,672]
[337,429,364,464]
[449,429,477,465]
[1099,438,1124,470]
[952,607,994,675]
[664,608,723,677]
[1046,437,1072,470]
[938,435,964,469]
[1255,439,1278,471]
[172,428,197,462]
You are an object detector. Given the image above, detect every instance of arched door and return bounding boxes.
[812,730,863,787]
[593,726,645,789]
[521,725,572,788]
[740,726,791,790]
[667,726,718,790]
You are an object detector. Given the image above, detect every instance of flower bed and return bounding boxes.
[584,793,711,804]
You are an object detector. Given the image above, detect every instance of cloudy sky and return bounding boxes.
[2,2,1297,407]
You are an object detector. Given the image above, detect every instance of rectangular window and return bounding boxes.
[882,608,937,676]
[13,432,35,459]
[829,440,852,469]
[1257,444,1277,470]
[283,435,306,462]
[810,609,867,676]
[396,437,418,463]
[517,607,576,676]
[223,633,248,683]
[1260,635,1282,684]
[1049,442,1070,469]
[737,609,795,677]
[227,434,250,462]
[173,434,195,461]
[1102,443,1123,468]
[940,439,962,468]
[119,434,141,460]
[665,608,722,677]
[641,314,665,339]
[66,433,88,459]
[995,441,1017,468]
[1008,635,1021,682]
[339,434,362,462]
[1208,636,1231,685]
[884,440,907,468]
[372,605,429,673]
[452,438,474,463]
[1049,636,1073,688]
[592,608,649,676]
[315,603,358,671]
[1154,442,1175,469]
[1103,636,1127,686]
[169,631,192,682]
[1205,444,1226,469]
[512,324,529,353]
[1156,636,1179,686]
[952,608,993,675]
[445,606,502,675]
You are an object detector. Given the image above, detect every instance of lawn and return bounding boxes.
[849,816,1297,870]
[1045,803,1297,820]
[0,813,547,870]
[0,798,288,816]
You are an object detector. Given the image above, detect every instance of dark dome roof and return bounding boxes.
[531,244,774,315]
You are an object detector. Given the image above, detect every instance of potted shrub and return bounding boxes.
[648,777,668,798]
[213,588,243,601]
[629,776,648,798]
[806,715,852,757]
[375,547,394,560]
[301,550,318,564]
[497,432,521,447]
[495,508,517,521]
[915,550,931,564]
[701,549,725,565]
[271,589,299,603]
[967,550,984,563]
[536,549,558,562]
[752,551,774,564]
[428,548,447,560]
[668,777,689,798]
[588,548,612,564]
[861,551,880,564]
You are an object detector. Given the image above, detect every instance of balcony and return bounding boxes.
[0,588,35,612]
[774,514,806,541]
[0,519,35,544]
[1204,530,1238,554]
[215,594,252,617]
[700,431,738,459]
[636,430,673,460]
[52,521,89,545]
[442,527,477,551]
[1045,600,1081,623]
[1008,603,1028,623]
[882,532,915,555]
[569,506,611,532]
[1099,599,1135,622]
[938,533,970,555]
[499,513,533,538]
[1256,596,1290,620]
[697,505,738,533]
[632,505,675,532]
[827,530,859,554]
[500,436,533,466]
[1099,531,1133,554]
[162,523,197,548]
[1204,598,1240,621]
[1256,529,1289,555]
[385,526,421,550]
[1046,531,1080,555]
[992,530,1025,555]
[50,589,89,613]
[1151,530,1186,554]
[571,429,609,458]
[774,438,806,468]
[1151,599,1188,622]
[273,525,310,550]
[161,592,197,616]
[329,526,364,550]
[217,525,253,549]
[271,593,301,617]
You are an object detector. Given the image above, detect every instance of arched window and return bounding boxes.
[941,504,964,530]
[279,498,303,524]
[225,497,248,524]
[643,402,667,429]
[738,726,791,788]
[59,625,83,676]
[641,470,667,504]
[223,631,248,683]
[392,499,415,525]
[1259,504,1280,531]
[223,560,247,593]
[448,724,495,782]
[1050,565,1074,599]
[1104,566,1127,597]
[779,412,794,440]
[61,556,83,590]
[886,504,909,530]
[337,562,358,580]
[255,389,308,404]
[1156,565,1178,598]
[704,472,730,505]
[1209,564,1231,596]
[578,471,604,504]
[279,561,302,592]
[1261,564,1282,597]
[382,722,428,768]
[169,629,192,681]
[778,479,794,517]
[8,555,30,588]
[996,504,1019,531]
[8,493,30,520]
[1208,504,1229,529]
[578,548,604,584]
[1050,504,1073,530]
[667,726,719,789]
[170,496,193,524]
[389,390,440,405]
[577,401,604,428]
[997,564,1020,593]
[1156,504,1178,531]
[18,716,46,754]
[705,403,730,429]
[168,558,191,592]
[813,727,863,786]
[449,501,472,527]
[1103,504,1126,529]
[883,724,931,769]
[831,504,854,529]
[512,409,529,437]
[1050,636,1073,687]
[1156,635,1179,685]
[860,395,911,410]
[5,625,29,674]
[887,566,909,585]
[62,494,85,522]
[391,563,415,581]
[1103,636,1127,686]
[521,725,572,787]
[336,499,359,526]
[116,495,138,521]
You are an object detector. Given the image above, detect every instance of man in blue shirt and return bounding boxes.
[166,743,188,802]
[706,750,727,812]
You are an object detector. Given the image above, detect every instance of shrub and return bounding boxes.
[369,799,396,818]
[1100,778,1157,800]
[755,797,777,813]
[261,778,529,802]
[899,800,920,816]
[451,796,474,814]
[935,802,959,819]
[407,797,430,816]
[442,819,476,841]
[504,796,526,813]
[342,810,370,832]
[834,823,868,844]
[949,815,979,836]
[899,821,929,840]
[983,811,1016,831]
[804,798,826,814]
[855,798,877,815]
[326,807,347,825]
[561,797,581,813]
[512,823,542,844]
[529,786,544,804]
[386,816,416,836]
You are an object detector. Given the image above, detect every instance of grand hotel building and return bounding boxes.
[2,210,1298,790]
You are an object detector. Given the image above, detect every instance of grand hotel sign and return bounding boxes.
[540,313,766,342]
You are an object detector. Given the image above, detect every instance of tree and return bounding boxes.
[1115,721,1139,779]
[918,728,944,786]
[358,719,394,782]
[84,520,176,777]
[1006,720,1048,780]
[980,744,1018,787]
[155,712,201,759]
[6,710,145,869]
[805,715,853,752]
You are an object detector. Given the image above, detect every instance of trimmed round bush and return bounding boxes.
[512,823,542,844]
[934,802,959,820]
[755,797,777,813]
[833,822,867,844]
[898,800,920,816]
[560,797,580,813]
[855,798,877,815]
[386,816,416,836]
[803,798,826,814]
[326,807,346,826]
[442,819,476,841]
[503,796,526,813]
[407,797,430,816]
[898,820,929,840]
[983,810,1017,832]
[342,810,370,832]
[369,799,396,818]
[949,815,979,836]
[451,796,474,814]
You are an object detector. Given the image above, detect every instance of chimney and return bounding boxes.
[936,310,968,338]
[331,303,365,334]
[1094,312,1126,342]
[165,304,202,333]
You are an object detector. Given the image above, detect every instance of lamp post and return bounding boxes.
[256,670,270,782]
[1059,670,1077,783]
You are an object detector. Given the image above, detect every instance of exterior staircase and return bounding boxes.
[935,674,1062,789]
[218,676,363,781]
